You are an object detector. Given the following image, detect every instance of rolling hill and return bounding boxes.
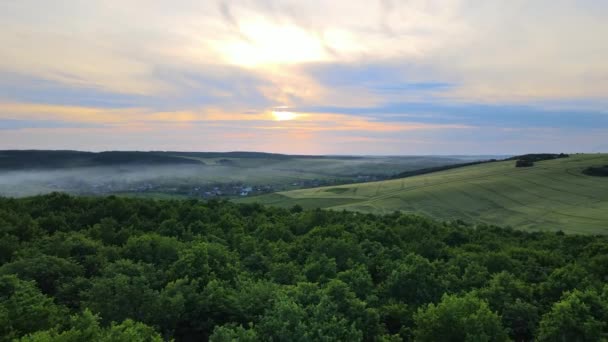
[0,150,477,197]
[0,150,203,170]
[240,154,608,234]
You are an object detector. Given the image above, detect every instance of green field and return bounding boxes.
[241,154,608,234]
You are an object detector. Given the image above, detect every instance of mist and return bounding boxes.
[0,164,208,197]
[0,155,479,198]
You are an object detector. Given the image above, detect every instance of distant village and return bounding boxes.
[44,176,384,198]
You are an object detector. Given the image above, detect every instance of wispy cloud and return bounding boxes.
[0,119,104,130]
[0,0,607,153]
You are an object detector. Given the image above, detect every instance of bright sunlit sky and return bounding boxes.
[1,0,607,154]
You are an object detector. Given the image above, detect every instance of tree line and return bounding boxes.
[583,165,608,177]
[1,193,607,341]
[512,154,569,168]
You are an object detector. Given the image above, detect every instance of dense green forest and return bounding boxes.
[1,194,607,341]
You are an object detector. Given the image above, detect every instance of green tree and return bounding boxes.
[170,241,239,283]
[384,253,441,305]
[0,233,19,264]
[2,193,608,341]
[18,309,163,342]
[539,263,594,304]
[0,255,84,295]
[81,260,159,324]
[123,233,181,268]
[257,296,363,342]
[537,289,608,342]
[501,298,539,342]
[379,302,413,337]
[461,262,490,289]
[102,319,164,342]
[336,264,374,300]
[209,324,258,342]
[303,254,337,283]
[0,275,65,341]
[476,271,537,339]
[413,293,508,342]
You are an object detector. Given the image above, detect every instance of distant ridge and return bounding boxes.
[0,150,201,170]
[0,150,481,170]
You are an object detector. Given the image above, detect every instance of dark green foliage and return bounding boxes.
[509,153,569,163]
[413,293,509,341]
[583,165,608,177]
[81,260,160,325]
[0,150,201,170]
[1,193,607,341]
[516,159,534,167]
[0,255,84,296]
[0,275,66,341]
[209,324,258,342]
[537,289,608,341]
[384,253,442,305]
[513,153,569,168]
[17,309,163,342]
[391,159,498,179]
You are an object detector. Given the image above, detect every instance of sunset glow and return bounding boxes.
[271,111,299,121]
[2,3,607,340]
[216,21,328,67]
[0,1,607,154]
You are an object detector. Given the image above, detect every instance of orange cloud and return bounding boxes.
[0,102,146,123]
[254,112,472,132]
[0,102,472,135]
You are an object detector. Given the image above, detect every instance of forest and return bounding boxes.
[1,193,607,341]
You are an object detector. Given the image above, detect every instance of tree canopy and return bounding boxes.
[1,193,607,340]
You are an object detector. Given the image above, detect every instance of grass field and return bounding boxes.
[240,154,608,234]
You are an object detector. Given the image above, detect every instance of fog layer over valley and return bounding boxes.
[0,165,205,197]
[0,151,485,198]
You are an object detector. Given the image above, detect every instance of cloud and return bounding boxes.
[0,72,146,108]
[0,119,104,130]
[3,0,606,102]
[298,101,608,129]
[0,0,607,153]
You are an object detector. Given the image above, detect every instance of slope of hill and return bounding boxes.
[241,154,608,234]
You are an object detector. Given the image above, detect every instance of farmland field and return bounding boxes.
[241,154,608,234]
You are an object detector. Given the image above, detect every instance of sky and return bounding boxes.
[1,0,607,155]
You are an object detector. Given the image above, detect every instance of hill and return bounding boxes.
[0,151,474,198]
[241,154,608,234]
[0,150,202,170]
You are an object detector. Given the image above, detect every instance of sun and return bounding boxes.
[272,111,299,121]
[215,21,328,67]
